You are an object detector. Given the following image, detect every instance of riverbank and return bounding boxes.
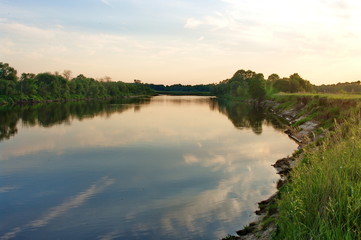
[223,94,361,239]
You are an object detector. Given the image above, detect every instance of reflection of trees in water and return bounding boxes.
[150,96,213,105]
[211,99,287,135]
[0,97,287,142]
[0,98,151,142]
[0,109,19,141]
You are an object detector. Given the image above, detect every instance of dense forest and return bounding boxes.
[0,62,154,104]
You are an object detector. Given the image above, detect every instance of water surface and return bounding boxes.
[0,96,297,239]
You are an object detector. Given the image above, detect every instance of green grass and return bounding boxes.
[292,116,313,127]
[275,100,361,239]
[220,92,361,240]
[272,93,359,130]
[219,92,361,240]
[277,92,361,100]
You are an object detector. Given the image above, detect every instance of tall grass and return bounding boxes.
[276,111,361,239]
[277,92,361,100]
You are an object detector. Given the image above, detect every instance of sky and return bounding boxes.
[1,0,361,85]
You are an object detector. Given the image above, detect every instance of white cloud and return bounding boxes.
[2,1,361,84]
[55,24,64,29]
[100,0,112,6]
[197,36,204,41]
[0,21,57,40]
[0,18,237,84]
[179,0,361,84]
[185,13,230,31]
[0,19,148,56]
[184,18,202,29]
[186,0,361,48]
[183,154,199,164]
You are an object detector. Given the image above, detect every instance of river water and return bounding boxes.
[0,95,297,240]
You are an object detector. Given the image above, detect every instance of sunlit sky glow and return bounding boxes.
[1,0,361,85]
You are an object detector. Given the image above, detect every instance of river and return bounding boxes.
[0,95,297,240]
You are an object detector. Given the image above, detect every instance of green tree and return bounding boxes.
[0,79,17,95]
[19,73,37,96]
[248,73,266,101]
[273,79,291,92]
[0,62,18,82]
[0,62,18,96]
[0,63,154,104]
[35,73,69,99]
[267,73,280,83]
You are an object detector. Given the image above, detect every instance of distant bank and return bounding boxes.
[144,83,213,96]
[155,91,211,96]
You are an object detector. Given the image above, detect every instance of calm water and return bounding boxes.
[0,96,297,240]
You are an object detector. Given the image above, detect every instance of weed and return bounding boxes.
[276,111,361,239]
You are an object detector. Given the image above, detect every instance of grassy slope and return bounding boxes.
[277,92,361,99]
[273,93,361,239]
[274,94,359,131]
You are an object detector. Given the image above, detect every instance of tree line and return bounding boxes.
[315,81,361,94]
[212,69,361,99]
[0,62,154,104]
[145,83,213,95]
[4,60,357,104]
[144,70,315,100]
[210,69,314,100]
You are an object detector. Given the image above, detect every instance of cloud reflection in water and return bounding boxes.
[0,177,114,240]
[0,96,297,239]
